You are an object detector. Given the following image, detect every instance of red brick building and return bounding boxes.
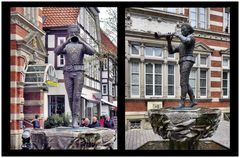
[125,8,230,130]
[10,7,46,149]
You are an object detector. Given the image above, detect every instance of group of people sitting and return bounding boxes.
[80,115,115,129]
[32,114,115,129]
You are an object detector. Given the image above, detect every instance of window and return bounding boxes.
[131,44,140,55]
[189,8,207,29]
[199,8,206,29]
[129,120,141,129]
[24,7,38,26]
[144,46,163,57]
[57,37,66,67]
[48,95,65,116]
[145,63,162,96]
[189,8,197,28]
[150,8,182,14]
[224,9,230,33]
[189,69,197,95]
[168,65,175,96]
[109,82,112,96]
[222,57,229,68]
[200,69,207,97]
[200,55,207,66]
[131,62,140,97]
[102,84,108,95]
[79,7,98,51]
[222,71,229,97]
[112,85,115,97]
[103,58,108,70]
[47,35,55,48]
[168,53,175,58]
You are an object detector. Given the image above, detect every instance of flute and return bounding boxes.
[154,32,175,39]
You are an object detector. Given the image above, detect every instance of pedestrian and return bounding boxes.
[84,118,90,127]
[104,116,114,129]
[32,114,40,129]
[89,116,101,128]
[99,116,105,127]
[80,118,85,127]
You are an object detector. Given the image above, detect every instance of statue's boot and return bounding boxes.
[175,97,185,109]
[189,95,197,107]
[72,115,79,128]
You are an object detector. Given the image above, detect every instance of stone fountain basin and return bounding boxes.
[148,107,221,143]
[137,140,228,150]
[30,127,116,150]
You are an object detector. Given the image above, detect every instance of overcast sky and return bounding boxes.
[98,7,117,45]
[98,7,109,28]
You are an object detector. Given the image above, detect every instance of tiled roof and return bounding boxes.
[100,29,117,54]
[43,7,80,27]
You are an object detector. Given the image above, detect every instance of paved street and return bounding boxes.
[125,120,230,150]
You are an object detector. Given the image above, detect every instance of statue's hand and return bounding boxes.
[166,32,173,42]
[173,32,180,37]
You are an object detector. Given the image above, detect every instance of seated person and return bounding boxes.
[89,116,101,128]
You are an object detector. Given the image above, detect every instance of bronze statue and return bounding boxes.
[54,25,95,127]
[156,23,197,109]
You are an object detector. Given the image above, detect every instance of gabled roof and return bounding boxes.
[43,7,80,28]
[100,29,117,55]
[194,42,214,52]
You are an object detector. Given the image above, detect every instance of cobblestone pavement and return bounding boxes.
[125,120,230,150]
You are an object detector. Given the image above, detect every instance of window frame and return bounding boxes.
[144,45,163,58]
[222,71,229,98]
[24,7,38,26]
[189,68,197,97]
[200,55,208,67]
[189,8,208,29]
[102,84,108,95]
[223,8,230,33]
[56,37,66,68]
[144,63,163,97]
[199,69,208,98]
[130,43,140,56]
[222,56,230,69]
[167,64,175,97]
[130,62,140,98]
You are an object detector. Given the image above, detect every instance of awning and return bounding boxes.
[24,64,58,87]
[101,99,117,107]
[81,88,100,103]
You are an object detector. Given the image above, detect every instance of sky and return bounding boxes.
[98,7,109,29]
[98,7,117,45]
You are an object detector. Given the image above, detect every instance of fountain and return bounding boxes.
[29,127,116,150]
[137,107,228,150]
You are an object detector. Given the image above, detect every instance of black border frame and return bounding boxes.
[2,1,238,156]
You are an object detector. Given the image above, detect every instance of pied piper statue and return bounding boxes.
[54,25,95,127]
[164,23,197,109]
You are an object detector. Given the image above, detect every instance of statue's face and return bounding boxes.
[181,25,189,36]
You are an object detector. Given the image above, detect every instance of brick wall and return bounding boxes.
[24,89,44,128]
[125,101,146,111]
[10,7,44,149]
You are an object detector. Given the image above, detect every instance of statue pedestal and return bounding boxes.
[148,107,221,150]
[30,127,116,150]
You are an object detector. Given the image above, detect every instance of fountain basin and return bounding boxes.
[148,107,221,149]
[137,140,228,150]
[30,127,116,150]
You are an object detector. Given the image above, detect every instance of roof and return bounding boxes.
[43,7,80,28]
[100,29,117,55]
